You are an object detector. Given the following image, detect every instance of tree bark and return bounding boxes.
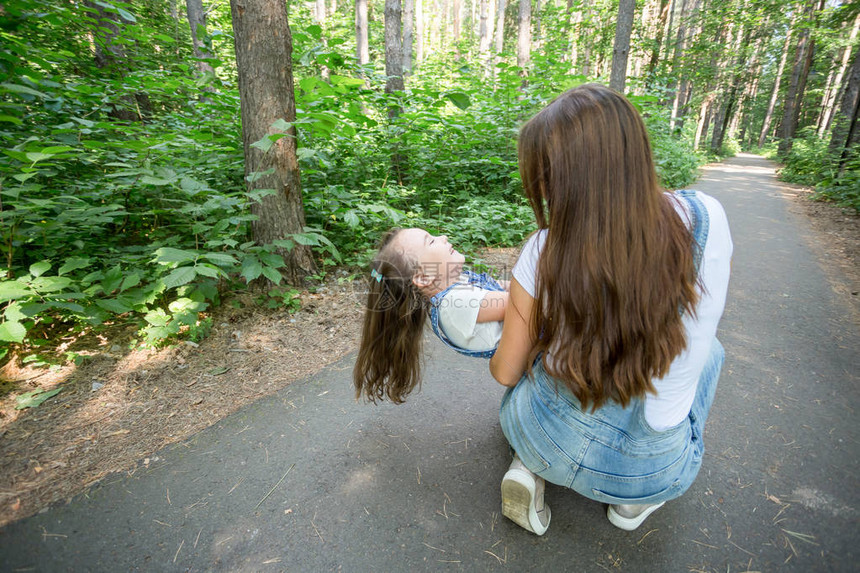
[609,0,636,93]
[829,44,860,158]
[517,0,531,71]
[778,0,822,156]
[404,0,414,71]
[645,0,670,82]
[819,14,860,136]
[453,0,461,42]
[229,0,316,284]
[479,0,491,53]
[84,1,151,121]
[185,0,216,78]
[356,0,370,65]
[758,17,794,147]
[385,0,405,102]
[494,0,507,53]
[416,0,424,62]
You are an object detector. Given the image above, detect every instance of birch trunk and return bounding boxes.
[758,19,794,147]
[819,14,860,136]
[517,0,531,71]
[403,0,414,72]
[356,0,370,64]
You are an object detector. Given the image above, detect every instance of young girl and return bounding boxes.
[353,227,509,404]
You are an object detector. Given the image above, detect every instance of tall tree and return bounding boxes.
[517,0,531,71]
[819,14,860,136]
[229,0,316,284]
[829,43,860,168]
[609,0,636,92]
[404,0,415,72]
[416,0,424,62]
[356,0,370,65]
[778,0,824,156]
[645,0,670,82]
[494,0,507,54]
[385,0,406,105]
[185,0,215,78]
[479,0,491,54]
[759,17,795,147]
[84,1,151,121]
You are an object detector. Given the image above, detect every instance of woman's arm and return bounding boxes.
[476,291,508,323]
[489,278,536,387]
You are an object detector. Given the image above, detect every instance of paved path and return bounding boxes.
[1,154,858,572]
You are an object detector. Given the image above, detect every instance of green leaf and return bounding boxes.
[0,281,33,302]
[202,252,238,266]
[0,115,23,125]
[25,152,54,163]
[154,248,197,264]
[140,175,172,186]
[241,257,263,283]
[0,320,27,342]
[162,266,197,289]
[144,308,171,326]
[15,387,62,410]
[95,298,132,314]
[120,273,141,292]
[58,257,92,275]
[444,92,472,110]
[261,266,283,285]
[292,233,320,246]
[259,252,285,268]
[101,264,123,294]
[29,261,52,277]
[193,264,222,278]
[343,210,360,227]
[1,83,48,98]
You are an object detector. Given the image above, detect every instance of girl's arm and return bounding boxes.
[489,279,536,387]
[476,291,508,323]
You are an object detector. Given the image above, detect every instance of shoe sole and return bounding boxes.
[501,469,550,535]
[606,501,665,531]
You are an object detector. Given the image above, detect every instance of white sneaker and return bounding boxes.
[607,501,666,531]
[500,456,551,535]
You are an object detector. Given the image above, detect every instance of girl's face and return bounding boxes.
[395,228,465,289]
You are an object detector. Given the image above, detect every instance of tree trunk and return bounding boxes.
[356,0,370,65]
[185,0,216,78]
[829,44,860,159]
[453,0,461,42]
[385,0,405,103]
[517,0,531,71]
[819,14,860,136]
[758,18,794,147]
[494,0,507,53]
[581,0,594,76]
[646,0,670,82]
[609,0,636,93]
[416,0,424,62]
[84,1,151,121]
[403,0,414,72]
[479,0,491,53]
[778,0,822,156]
[229,0,316,285]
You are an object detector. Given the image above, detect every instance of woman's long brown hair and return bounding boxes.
[518,84,699,410]
[353,229,428,404]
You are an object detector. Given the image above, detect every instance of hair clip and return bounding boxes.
[370,268,384,283]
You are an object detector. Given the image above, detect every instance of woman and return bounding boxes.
[489,84,732,535]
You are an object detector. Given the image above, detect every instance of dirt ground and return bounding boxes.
[0,190,856,530]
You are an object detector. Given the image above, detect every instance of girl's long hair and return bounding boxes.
[353,229,428,404]
[518,84,699,411]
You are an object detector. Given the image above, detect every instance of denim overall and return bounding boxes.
[499,190,725,505]
[429,271,505,358]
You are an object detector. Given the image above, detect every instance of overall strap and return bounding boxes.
[675,190,710,274]
[428,271,502,358]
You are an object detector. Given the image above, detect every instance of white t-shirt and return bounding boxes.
[437,281,504,352]
[512,191,733,430]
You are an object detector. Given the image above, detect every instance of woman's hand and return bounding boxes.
[489,279,536,387]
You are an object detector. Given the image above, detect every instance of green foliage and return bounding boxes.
[0,0,707,362]
[779,130,859,212]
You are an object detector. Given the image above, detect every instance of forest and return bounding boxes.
[0,0,858,373]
